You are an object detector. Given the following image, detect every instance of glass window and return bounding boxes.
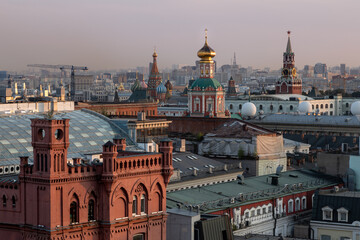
[3,195,6,207]
[141,194,146,213]
[70,201,78,223]
[295,199,300,211]
[288,200,294,213]
[321,235,331,240]
[133,234,144,240]
[132,196,137,215]
[257,209,261,215]
[88,199,95,221]
[322,207,333,221]
[251,210,255,217]
[302,197,306,210]
[12,196,16,208]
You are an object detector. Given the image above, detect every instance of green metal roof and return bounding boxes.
[166,169,340,213]
[190,78,223,91]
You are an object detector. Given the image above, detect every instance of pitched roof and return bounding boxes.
[312,190,360,223]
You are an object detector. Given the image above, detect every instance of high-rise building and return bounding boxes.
[276,31,302,94]
[340,64,346,76]
[188,30,226,117]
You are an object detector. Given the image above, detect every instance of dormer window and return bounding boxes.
[337,207,348,222]
[322,206,333,221]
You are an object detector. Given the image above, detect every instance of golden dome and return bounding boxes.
[197,29,216,61]
[152,49,158,58]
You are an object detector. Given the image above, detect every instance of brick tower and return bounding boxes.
[276,31,302,94]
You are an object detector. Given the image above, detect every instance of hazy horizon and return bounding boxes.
[1,0,360,71]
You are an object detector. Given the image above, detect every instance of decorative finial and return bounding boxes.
[287,31,291,36]
[205,28,208,43]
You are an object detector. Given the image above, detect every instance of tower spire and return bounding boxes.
[233,52,237,66]
[286,31,292,53]
[205,28,208,44]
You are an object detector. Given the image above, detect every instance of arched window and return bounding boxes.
[230,104,233,110]
[239,104,242,110]
[12,196,16,208]
[290,105,293,111]
[288,199,294,213]
[270,105,273,111]
[70,201,78,223]
[295,198,300,211]
[259,105,263,110]
[325,104,328,108]
[88,199,95,221]
[141,194,146,214]
[346,103,349,107]
[301,197,307,210]
[312,105,314,110]
[279,105,283,111]
[132,196,137,215]
[320,104,323,109]
[2,195,6,207]
[316,104,319,109]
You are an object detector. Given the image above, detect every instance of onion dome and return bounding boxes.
[156,82,167,94]
[140,76,148,89]
[197,29,216,61]
[118,83,125,91]
[131,79,141,92]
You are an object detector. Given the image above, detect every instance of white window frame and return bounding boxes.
[295,197,301,211]
[322,206,333,221]
[288,199,294,213]
[337,207,348,222]
[301,196,307,210]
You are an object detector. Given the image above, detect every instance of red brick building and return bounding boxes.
[75,102,158,117]
[0,117,173,240]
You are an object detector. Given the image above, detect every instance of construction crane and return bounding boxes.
[27,64,88,100]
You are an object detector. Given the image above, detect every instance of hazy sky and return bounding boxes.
[1,0,360,71]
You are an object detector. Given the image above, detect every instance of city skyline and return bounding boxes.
[1,0,360,71]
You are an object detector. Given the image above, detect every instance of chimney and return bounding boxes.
[113,138,126,151]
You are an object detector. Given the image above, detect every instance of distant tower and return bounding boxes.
[340,64,346,76]
[188,29,226,117]
[165,74,173,100]
[147,50,162,100]
[226,76,237,97]
[276,31,302,94]
[233,52,237,66]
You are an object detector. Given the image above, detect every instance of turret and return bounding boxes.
[159,139,174,185]
[102,141,118,174]
[31,118,70,178]
[113,137,126,151]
